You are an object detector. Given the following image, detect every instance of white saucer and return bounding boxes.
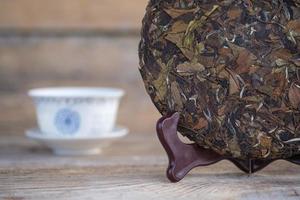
[25,126,128,156]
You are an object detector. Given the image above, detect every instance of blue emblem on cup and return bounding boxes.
[54,108,80,135]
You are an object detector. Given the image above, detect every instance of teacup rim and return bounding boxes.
[28,87,125,98]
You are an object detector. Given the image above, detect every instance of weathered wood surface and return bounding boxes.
[0,0,154,135]
[0,0,148,31]
[1,133,300,200]
[0,36,160,135]
[1,2,300,199]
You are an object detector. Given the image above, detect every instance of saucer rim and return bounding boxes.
[26,126,128,141]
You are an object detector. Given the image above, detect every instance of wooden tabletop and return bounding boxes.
[1,133,300,200]
[1,1,300,199]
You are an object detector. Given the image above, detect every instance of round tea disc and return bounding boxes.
[139,0,300,159]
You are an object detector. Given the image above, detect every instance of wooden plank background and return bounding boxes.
[2,3,300,199]
[0,0,161,135]
[0,0,148,31]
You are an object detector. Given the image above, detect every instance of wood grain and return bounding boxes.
[1,134,300,200]
[0,36,160,135]
[1,2,300,199]
[0,1,155,135]
[0,0,148,31]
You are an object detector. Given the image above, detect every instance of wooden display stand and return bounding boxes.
[157,112,300,182]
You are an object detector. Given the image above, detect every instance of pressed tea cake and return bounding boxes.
[139,0,300,159]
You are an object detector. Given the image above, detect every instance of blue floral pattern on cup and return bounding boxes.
[54,108,80,135]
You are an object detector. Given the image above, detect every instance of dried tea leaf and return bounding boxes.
[227,7,242,20]
[194,117,208,130]
[170,81,184,110]
[287,19,300,36]
[263,72,287,98]
[169,20,189,33]
[165,32,194,60]
[176,61,205,74]
[257,133,272,158]
[228,139,241,158]
[152,58,174,100]
[289,82,300,109]
[272,49,293,61]
[163,7,198,18]
[226,68,244,95]
[185,5,219,35]
[235,49,257,74]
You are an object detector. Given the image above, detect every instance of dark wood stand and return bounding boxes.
[157,112,300,182]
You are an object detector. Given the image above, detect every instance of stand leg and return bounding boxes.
[157,112,222,182]
[228,158,273,174]
[286,155,300,165]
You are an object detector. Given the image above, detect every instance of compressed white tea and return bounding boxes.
[139,0,300,159]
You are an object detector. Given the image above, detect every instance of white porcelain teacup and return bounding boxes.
[28,87,124,138]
